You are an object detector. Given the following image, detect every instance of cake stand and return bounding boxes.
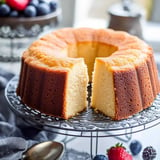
[0,8,61,62]
[5,76,160,159]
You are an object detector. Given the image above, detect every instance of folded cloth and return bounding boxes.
[0,137,27,160]
[0,68,57,160]
[0,68,14,91]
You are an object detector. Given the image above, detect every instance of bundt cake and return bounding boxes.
[16,27,160,120]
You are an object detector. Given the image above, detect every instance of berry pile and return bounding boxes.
[93,141,157,160]
[93,143,133,160]
[0,0,58,17]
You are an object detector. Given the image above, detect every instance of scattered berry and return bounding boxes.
[37,3,51,16]
[142,146,156,160]
[0,4,10,16]
[107,143,132,160]
[24,5,37,17]
[9,10,19,17]
[6,0,29,11]
[93,155,108,160]
[129,140,142,156]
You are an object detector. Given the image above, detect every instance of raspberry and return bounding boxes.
[6,0,29,11]
[142,146,156,160]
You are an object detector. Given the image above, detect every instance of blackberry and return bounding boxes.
[142,146,156,160]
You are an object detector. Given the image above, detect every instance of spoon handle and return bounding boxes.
[21,154,29,160]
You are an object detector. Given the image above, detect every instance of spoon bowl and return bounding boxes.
[22,141,64,160]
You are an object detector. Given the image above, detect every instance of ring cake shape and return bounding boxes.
[16,28,160,120]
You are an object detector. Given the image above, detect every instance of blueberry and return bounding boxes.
[129,140,142,156]
[29,0,39,7]
[49,1,57,12]
[93,155,108,160]
[37,3,51,16]
[24,5,37,17]
[0,4,11,17]
[9,10,19,17]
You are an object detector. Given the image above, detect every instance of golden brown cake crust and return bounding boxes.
[17,58,69,119]
[113,68,143,120]
[16,27,160,120]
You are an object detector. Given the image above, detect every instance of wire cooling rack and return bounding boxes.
[5,75,160,138]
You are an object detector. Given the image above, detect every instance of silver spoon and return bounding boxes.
[22,141,64,160]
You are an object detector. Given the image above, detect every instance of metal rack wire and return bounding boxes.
[5,75,160,158]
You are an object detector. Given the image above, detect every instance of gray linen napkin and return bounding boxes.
[0,68,56,160]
